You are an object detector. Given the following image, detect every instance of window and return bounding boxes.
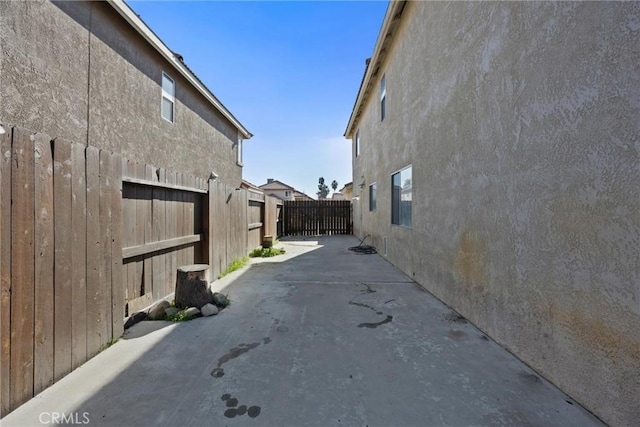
[161,72,175,123]
[369,183,377,212]
[380,74,386,121]
[355,130,360,157]
[237,136,243,166]
[391,166,412,227]
[285,191,291,198]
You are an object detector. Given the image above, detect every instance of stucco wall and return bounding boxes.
[351,2,640,426]
[0,0,242,185]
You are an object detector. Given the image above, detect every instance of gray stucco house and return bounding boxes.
[345,1,639,426]
[0,0,251,185]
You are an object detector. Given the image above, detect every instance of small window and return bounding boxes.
[380,74,386,121]
[391,166,412,228]
[369,183,377,212]
[237,136,243,166]
[162,72,175,123]
[285,191,291,197]
[355,130,360,157]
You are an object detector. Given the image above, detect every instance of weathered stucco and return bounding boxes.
[350,2,640,426]
[0,0,243,185]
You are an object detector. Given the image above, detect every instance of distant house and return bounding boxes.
[259,179,313,201]
[0,0,251,185]
[339,182,353,200]
[344,2,639,426]
[240,179,263,192]
[331,192,346,201]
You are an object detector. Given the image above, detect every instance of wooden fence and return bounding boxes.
[1,128,123,414]
[282,200,352,236]
[0,127,281,417]
[121,163,208,314]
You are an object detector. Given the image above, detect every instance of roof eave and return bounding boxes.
[344,0,408,139]
[108,0,253,139]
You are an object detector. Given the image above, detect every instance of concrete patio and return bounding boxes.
[2,236,603,426]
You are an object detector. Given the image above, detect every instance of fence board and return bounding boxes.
[167,171,177,292]
[152,168,166,299]
[70,142,87,371]
[99,150,114,343]
[86,147,100,358]
[53,138,73,381]
[34,133,54,394]
[10,128,35,409]
[123,160,136,306]
[0,128,10,416]
[111,153,124,338]
[144,165,154,298]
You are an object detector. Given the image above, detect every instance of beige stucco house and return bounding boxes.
[345,2,639,426]
[259,179,313,201]
[0,0,251,186]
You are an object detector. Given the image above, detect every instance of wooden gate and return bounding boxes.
[282,200,352,236]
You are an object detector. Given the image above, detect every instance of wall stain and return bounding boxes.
[547,302,640,363]
[454,231,488,293]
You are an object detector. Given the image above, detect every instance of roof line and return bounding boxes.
[108,0,253,139]
[344,0,408,139]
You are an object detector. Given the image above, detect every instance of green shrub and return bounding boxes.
[249,247,286,258]
[218,256,249,279]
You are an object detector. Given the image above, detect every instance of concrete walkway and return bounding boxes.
[3,236,602,426]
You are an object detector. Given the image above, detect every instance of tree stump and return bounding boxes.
[174,264,213,309]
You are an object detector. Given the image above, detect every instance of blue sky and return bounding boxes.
[128,0,389,197]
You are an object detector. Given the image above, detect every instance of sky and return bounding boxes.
[128,0,389,198]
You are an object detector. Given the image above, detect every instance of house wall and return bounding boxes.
[0,0,242,186]
[352,2,640,426]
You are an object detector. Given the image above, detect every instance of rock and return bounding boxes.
[148,300,171,320]
[124,311,147,329]
[212,292,229,307]
[165,307,180,318]
[184,307,201,319]
[201,303,219,317]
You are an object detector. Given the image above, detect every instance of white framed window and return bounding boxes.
[355,130,360,157]
[161,72,175,123]
[237,136,243,166]
[285,191,291,197]
[380,74,386,121]
[391,165,412,228]
[369,183,377,212]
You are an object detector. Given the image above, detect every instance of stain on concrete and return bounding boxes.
[358,315,393,329]
[211,342,261,378]
[448,329,467,340]
[349,301,384,315]
[518,371,541,384]
[221,394,261,419]
[263,337,271,344]
[276,325,289,332]
[357,283,376,294]
[443,310,468,324]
